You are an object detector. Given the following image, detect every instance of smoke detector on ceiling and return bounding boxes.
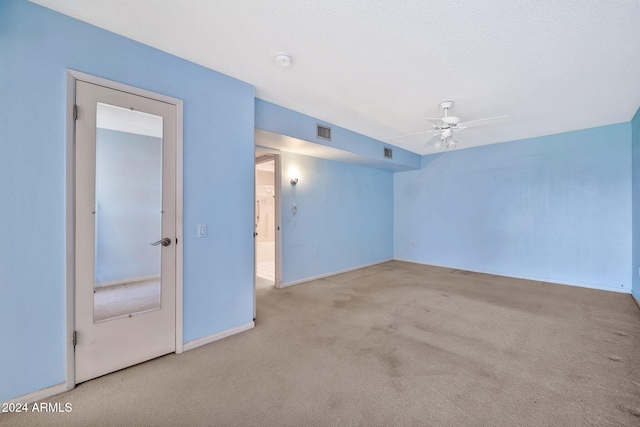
[275,53,292,67]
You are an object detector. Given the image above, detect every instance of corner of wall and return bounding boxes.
[395,124,632,291]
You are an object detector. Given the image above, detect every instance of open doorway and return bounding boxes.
[254,151,281,297]
[255,157,275,288]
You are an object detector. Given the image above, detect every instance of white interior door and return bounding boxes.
[75,80,176,383]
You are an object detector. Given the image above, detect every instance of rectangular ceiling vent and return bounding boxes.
[316,124,332,141]
[384,147,393,159]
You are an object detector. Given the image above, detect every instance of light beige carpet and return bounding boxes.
[93,279,161,322]
[256,275,275,290]
[3,261,639,426]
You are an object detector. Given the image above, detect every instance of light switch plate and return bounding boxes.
[197,224,207,238]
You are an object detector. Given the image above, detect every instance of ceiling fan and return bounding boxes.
[391,101,510,150]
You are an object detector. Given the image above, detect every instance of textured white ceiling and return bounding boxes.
[31,0,640,155]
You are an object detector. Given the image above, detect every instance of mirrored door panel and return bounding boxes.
[93,102,163,322]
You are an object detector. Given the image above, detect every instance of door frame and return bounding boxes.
[65,70,184,391]
[253,149,282,314]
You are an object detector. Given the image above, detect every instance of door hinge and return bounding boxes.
[72,331,77,347]
[73,104,78,121]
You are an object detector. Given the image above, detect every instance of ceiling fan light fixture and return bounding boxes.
[446,139,458,149]
[434,139,444,150]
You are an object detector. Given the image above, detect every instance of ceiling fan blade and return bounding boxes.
[426,118,444,127]
[457,115,510,129]
[389,129,439,140]
[424,133,442,146]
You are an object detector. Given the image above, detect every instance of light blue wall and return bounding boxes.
[95,129,162,284]
[1,0,636,405]
[394,124,632,292]
[0,0,255,401]
[255,98,421,171]
[280,152,393,284]
[632,107,640,301]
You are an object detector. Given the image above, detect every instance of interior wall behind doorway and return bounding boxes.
[279,151,394,285]
[256,168,275,247]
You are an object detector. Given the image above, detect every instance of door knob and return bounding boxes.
[151,238,172,247]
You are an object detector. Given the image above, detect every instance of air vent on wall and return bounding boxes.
[317,124,331,141]
[384,147,393,159]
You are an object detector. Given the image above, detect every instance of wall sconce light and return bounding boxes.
[289,166,299,185]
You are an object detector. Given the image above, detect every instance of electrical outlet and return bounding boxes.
[411,241,416,247]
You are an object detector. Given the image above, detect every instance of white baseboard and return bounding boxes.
[633,292,640,310]
[183,321,255,352]
[279,258,394,288]
[3,382,68,405]
[4,322,255,404]
[393,258,631,294]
